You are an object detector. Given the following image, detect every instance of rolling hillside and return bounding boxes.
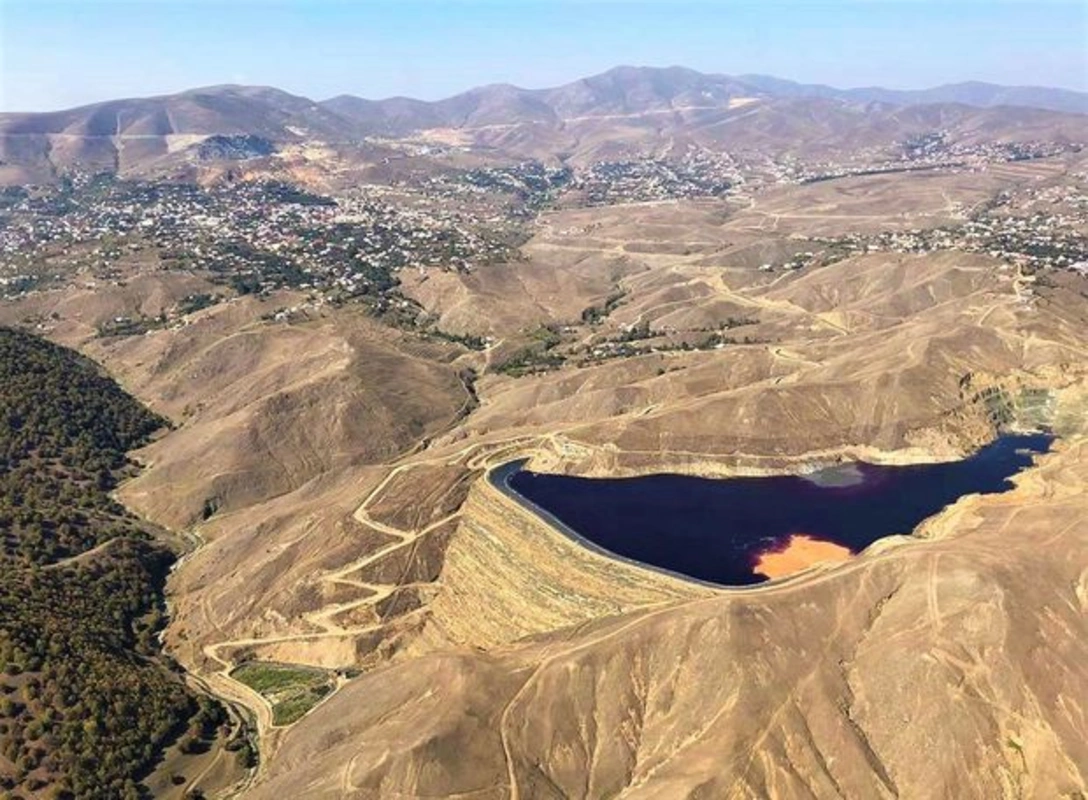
[1,67,1084,183]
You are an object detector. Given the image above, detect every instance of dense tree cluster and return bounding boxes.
[0,327,217,798]
[0,547,208,798]
[0,327,165,564]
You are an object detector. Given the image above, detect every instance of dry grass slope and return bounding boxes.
[3,147,1087,798]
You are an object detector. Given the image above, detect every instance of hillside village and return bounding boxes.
[0,176,523,307]
[1,138,1085,333]
[798,179,1088,273]
[783,136,1076,183]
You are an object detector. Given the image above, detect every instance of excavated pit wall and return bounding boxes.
[424,372,1086,652]
[425,473,713,649]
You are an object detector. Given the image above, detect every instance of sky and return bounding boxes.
[1,0,1085,112]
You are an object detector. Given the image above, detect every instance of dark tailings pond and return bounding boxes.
[494,433,1053,587]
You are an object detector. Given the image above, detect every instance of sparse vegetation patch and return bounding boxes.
[232,663,334,726]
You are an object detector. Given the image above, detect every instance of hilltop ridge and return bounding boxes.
[1,66,1084,184]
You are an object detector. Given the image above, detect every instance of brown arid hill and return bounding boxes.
[1,287,472,533]
[323,65,1088,137]
[2,141,1087,796]
[250,436,1088,799]
[395,96,1087,169]
[2,67,1086,184]
[0,85,401,186]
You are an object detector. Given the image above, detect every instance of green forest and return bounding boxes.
[0,327,218,799]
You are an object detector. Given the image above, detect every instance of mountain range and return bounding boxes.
[0,65,1085,184]
[322,66,1088,132]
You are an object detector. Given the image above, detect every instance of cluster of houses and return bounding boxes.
[569,152,744,205]
[0,176,522,302]
[1,136,1083,316]
[423,151,746,210]
[761,137,1077,184]
[424,162,572,218]
[804,193,1088,274]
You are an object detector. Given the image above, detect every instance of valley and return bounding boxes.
[0,65,1085,798]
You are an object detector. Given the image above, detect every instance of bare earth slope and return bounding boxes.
[3,67,1085,184]
[234,163,1088,796]
[251,438,1088,800]
[3,137,1087,797]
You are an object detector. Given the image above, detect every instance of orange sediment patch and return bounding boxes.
[754,534,852,579]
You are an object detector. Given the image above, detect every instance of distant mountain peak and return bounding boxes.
[0,66,1083,184]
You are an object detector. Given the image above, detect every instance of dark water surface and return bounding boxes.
[495,433,1053,586]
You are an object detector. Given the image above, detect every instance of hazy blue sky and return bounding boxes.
[1,1,1085,111]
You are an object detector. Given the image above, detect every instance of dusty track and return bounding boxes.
[190,434,537,778]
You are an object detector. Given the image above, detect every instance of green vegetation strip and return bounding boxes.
[231,663,334,726]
